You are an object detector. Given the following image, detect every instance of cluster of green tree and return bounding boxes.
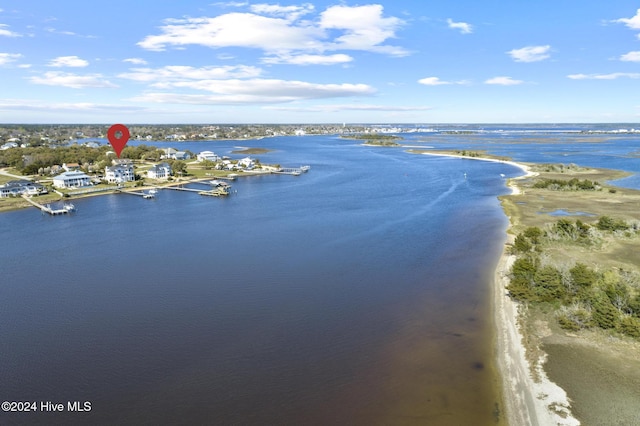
[508,219,640,338]
[0,145,110,173]
[0,144,169,176]
[455,150,480,157]
[343,134,401,140]
[119,145,167,161]
[533,178,599,191]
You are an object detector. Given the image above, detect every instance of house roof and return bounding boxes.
[54,171,90,179]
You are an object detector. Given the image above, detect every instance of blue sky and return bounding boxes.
[1,1,640,123]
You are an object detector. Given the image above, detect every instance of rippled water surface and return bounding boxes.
[2,129,637,425]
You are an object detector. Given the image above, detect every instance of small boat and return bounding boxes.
[148,188,158,195]
[300,165,311,172]
[209,180,231,188]
[63,203,76,212]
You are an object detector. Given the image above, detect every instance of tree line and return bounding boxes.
[507,216,640,338]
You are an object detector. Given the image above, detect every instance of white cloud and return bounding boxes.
[0,98,146,113]
[614,8,640,30]
[508,45,551,62]
[0,23,21,37]
[45,27,96,38]
[447,19,472,34]
[29,71,118,88]
[0,52,22,66]
[319,5,407,56]
[123,57,148,65]
[129,79,375,104]
[138,13,323,52]
[48,55,89,67]
[620,51,640,62]
[119,65,262,83]
[262,53,353,65]
[138,4,407,59]
[211,1,248,7]
[485,76,523,85]
[249,3,314,20]
[418,77,469,86]
[567,72,640,80]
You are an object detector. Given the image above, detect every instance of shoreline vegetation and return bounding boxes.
[415,149,640,426]
[340,133,402,146]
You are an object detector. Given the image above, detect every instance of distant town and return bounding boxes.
[0,123,428,148]
[2,123,639,150]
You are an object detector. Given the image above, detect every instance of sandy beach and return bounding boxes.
[418,152,580,425]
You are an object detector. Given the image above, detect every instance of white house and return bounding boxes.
[53,171,91,189]
[237,157,256,170]
[147,163,172,179]
[0,180,47,198]
[105,164,135,183]
[197,151,220,162]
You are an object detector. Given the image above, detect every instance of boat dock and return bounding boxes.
[273,166,311,176]
[22,195,75,215]
[117,188,157,199]
[163,186,229,197]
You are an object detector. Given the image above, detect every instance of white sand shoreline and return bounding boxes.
[418,151,579,425]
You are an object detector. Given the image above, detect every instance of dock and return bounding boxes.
[163,186,229,197]
[117,188,157,199]
[273,166,311,176]
[22,195,75,215]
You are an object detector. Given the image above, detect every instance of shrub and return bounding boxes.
[618,315,640,337]
[570,263,597,289]
[533,265,566,302]
[557,303,593,331]
[523,226,543,244]
[596,215,629,232]
[513,234,532,253]
[508,257,538,301]
[590,292,619,329]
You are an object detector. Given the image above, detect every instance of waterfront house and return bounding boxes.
[147,162,172,179]
[52,171,91,189]
[237,157,255,170]
[105,163,135,183]
[197,151,220,162]
[172,151,190,160]
[0,180,47,198]
[162,148,178,159]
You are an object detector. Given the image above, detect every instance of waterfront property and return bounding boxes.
[105,163,135,184]
[52,171,92,189]
[0,180,47,197]
[237,157,256,170]
[197,151,221,162]
[147,162,172,179]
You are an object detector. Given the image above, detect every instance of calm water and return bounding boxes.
[1,129,637,425]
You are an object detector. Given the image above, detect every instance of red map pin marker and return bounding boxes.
[107,124,130,158]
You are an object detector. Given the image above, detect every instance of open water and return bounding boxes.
[1,128,638,425]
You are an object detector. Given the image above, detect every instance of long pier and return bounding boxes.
[117,188,157,199]
[163,186,228,197]
[22,196,74,215]
[273,166,311,176]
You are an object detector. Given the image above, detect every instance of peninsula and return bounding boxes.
[414,149,640,426]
